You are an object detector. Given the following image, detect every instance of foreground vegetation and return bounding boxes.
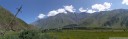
[0,30,128,39]
[0,30,57,39]
[47,30,128,39]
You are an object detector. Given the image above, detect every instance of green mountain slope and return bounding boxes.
[0,6,29,31]
[33,9,128,30]
[80,9,128,29]
[32,13,90,29]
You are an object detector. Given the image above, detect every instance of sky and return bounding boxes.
[0,0,128,24]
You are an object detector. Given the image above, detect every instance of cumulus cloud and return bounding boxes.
[122,0,128,5]
[92,2,112,11]
[87,9,96,13]
[38,2,113,18]
[79,7,87,12]
[47,5,76,16]
[47,10,58,16]
[38,14,46,19]
[64,5,76,12]
[47,8,67,16]
[57,8,67,13]
[78,2,112,13]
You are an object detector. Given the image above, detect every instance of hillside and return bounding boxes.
[32,9,128,29]
[32,12,91,29]
[0,6,29,31]
[79,9,128,29]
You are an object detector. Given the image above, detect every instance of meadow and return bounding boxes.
[46,30,128,39]
[0,30,128,39]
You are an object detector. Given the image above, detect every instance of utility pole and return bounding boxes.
[7,5,22,31]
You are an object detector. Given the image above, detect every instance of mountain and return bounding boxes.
[80,9,128,29]
[32,9,128,29]
[0,6,30,31]
[32,12,91,29]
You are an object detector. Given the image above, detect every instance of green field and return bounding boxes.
[45,30,128,39]
[1,30,128,39]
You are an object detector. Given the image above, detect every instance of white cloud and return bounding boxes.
[122,0,128,5]
[47,8,67,16]
[57,8,67,13]
[47,5,76,17]
[38,14,46,19]
[104,2,111,9]
[47,10,58,16]
[64,5,76,12]
[79,7,87,12]
[87,9,96,13]
[78,2,112,13]
[92,2,112,11]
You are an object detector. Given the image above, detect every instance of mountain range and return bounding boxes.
[32,9,128,30]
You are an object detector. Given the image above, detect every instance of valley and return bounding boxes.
[1,0,128,39]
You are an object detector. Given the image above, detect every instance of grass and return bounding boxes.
[0,31,19,39]
[1,30,128,39]
[46,30,128,39]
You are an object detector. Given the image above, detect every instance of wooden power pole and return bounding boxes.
[7,5,22,31]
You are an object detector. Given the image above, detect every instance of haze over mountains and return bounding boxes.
[32,9,128,29]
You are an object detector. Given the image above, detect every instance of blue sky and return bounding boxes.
[0,0,128,24]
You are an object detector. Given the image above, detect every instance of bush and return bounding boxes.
[19,30,40,39]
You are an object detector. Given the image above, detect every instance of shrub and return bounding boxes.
[19,30,40,39]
